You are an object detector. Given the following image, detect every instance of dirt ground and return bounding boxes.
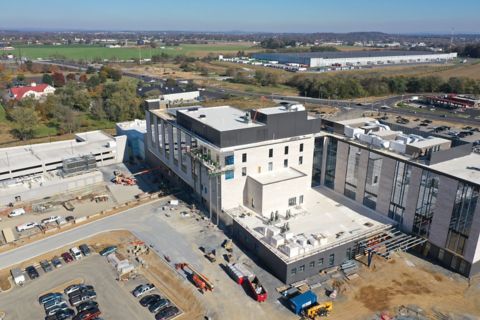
[328,252,480,320]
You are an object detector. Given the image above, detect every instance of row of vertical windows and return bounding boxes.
[413,171,439,238]
[388,162,412,225]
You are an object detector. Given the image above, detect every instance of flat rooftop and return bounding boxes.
[177,106,264,132]
[116,119,146,133]
[254,50,453,59]
[408,137,450,149]
[230,187,393,263]
[249,167,306,185]
[0,131,116,171]
[430,153,480,185]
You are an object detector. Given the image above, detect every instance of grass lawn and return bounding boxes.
[0,103,7,123]
[15,43,258,61]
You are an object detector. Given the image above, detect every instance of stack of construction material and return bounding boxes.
[341,260,359,277]
[226,263,254,284]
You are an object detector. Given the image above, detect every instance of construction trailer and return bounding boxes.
[288,290,317,315]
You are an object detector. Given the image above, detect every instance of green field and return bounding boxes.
[15,43,256,61]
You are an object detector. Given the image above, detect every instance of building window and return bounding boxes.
[309,261,315,268]
[269,148,273,158]
[257,166,261,173]
[388,161,412,225]
[329,254,335,266]
[324,138,337,189]
[225,155,234,166]
[299,265,305,272]
[225,170,234,180]
[284,146,289,155]
[242,167,247,176]
[446,182,479,255]
[288,197,297,206]
[299,156,303,165]
[312,137,324,187]
[300,143,304,152]
[413,171,439,238]
[268,162,273,171]
[299,195,304,204]
[344,145,361,200]
[284,159,288,168]
[242,153,247,163]
[291,268,297,275]
[318,258,324,266]
[346,248,352,260]
[363,152,383,210]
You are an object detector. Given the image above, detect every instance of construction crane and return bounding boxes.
[175,262,214,293]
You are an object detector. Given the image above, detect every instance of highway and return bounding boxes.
[0,199,201,271]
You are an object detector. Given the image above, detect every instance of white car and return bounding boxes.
[41,216,61,225]
[8,208,26,218]
[16,222,39,232]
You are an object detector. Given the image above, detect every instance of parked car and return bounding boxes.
[61,252,74,263]
[72,306,100,320]
[148,298,170,313]
[76,300,98,313]
[51,256,63,268]
[25,265,39,280]
[44,299,67,311]
[132,283,155,297]
[16,222,39,232]
[79,244,91,256]
[65,216,75,222]
[155,305,179,320]
[46,304,69,316]
[40,259,54,273]
[65,284,93,295]
[99,245,117,256]
[70,291,97,306]
[140,294,161,307]
[67,286,94,299]
[70,247,82,260]
[8,208,26,217]
[42,216,61,225]
[46,308,75,320]
[39,292,63,305]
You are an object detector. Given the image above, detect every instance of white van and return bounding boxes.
[9,208,26,218]
[70,247,82,260]
[16,222,38,232]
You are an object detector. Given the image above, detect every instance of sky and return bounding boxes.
[1,0,480,34]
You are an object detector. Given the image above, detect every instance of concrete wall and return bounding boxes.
[260,175,310,217]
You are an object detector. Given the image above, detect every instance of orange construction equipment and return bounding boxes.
[113,171,137,185]
[175,262,214,292]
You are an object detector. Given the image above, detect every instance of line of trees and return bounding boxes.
[453,44,480,58]
[287,75,480,99]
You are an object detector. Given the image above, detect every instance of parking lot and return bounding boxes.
[0,255,155,319]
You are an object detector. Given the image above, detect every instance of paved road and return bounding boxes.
[0,199,200,271]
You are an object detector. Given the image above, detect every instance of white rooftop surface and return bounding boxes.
[233,187,394,262]
[407,137,450,149]
[338,117,377,126]
[116,119,146,133]
[257,104,306,115]
[177,106,264,132]
[0,131,115,171]
[249,167,306,185]
[430,153,480,185]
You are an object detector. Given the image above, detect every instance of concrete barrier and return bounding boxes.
[89,213,101,219]
[74,216,87,224]
[59,222,72,229]
[45,228,57,234]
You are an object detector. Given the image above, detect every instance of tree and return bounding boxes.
[10,107,39,140]
[109,68,122,81]
[16,74,25,82]
[165,78,176,87]
[52,105,80,134]
[103,81,141,121]
[52,72,66,87]
[90,99,107,120]
[66,73,77,82]
[86,75,101,89]
[42,73,53,86]
[79,74,88,82]
[86,66,96,74]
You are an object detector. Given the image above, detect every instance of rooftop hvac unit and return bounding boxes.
[62,155,97,176]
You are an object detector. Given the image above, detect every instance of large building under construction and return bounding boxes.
[144,101,480,284]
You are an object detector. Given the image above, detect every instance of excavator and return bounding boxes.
[175,262,215,293]
[305,302,333,319]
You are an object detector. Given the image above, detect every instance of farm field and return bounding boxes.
[14,43,258,61]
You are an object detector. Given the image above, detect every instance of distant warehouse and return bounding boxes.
[252,50,458,68]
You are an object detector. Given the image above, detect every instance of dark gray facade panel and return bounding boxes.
[464,200,480,263]
[370,157,395,217]
[355,149,369,203]
[428,142,473,165]
[333,141,349,194]
[402,166,423,232]
[470,259,480,277]
[428,175,458,248]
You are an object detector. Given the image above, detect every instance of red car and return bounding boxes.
[61,252,74,263]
